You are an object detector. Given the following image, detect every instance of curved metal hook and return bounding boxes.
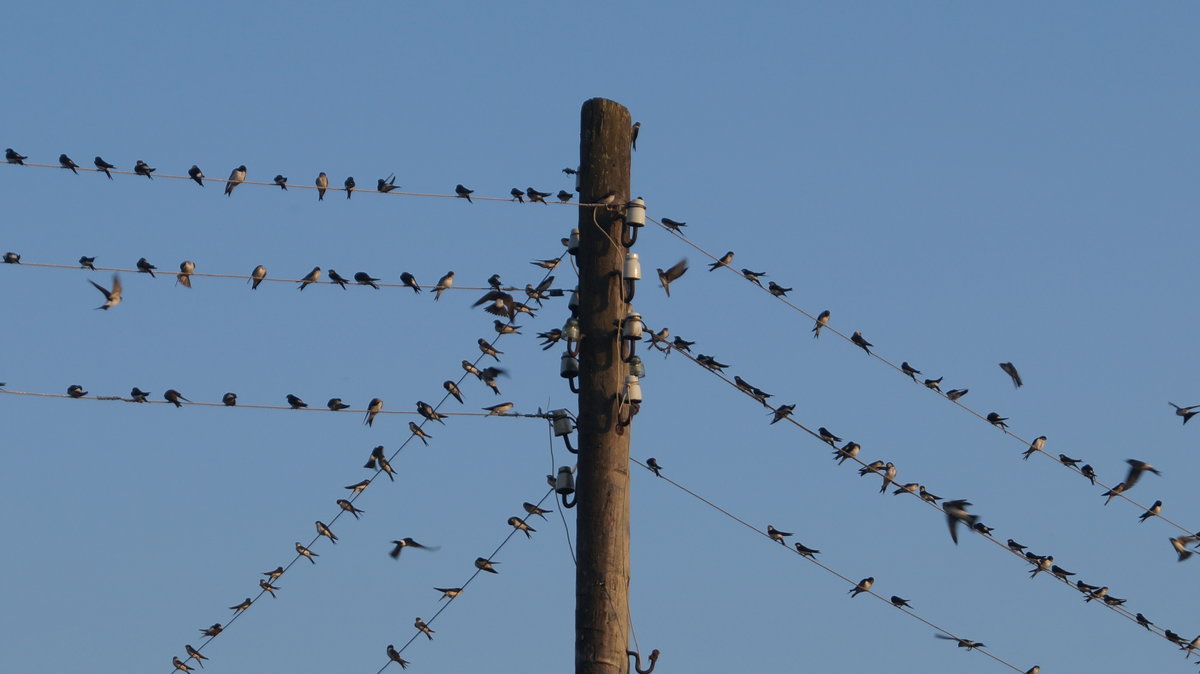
[621,222,640,248]
[627,649,660,674]
[567,375,581,394]
[560,491,577,509]
[562,433,578,454]
[621,337,637,362]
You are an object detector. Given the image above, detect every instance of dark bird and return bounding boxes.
[298,266,321,290]
[315,172,328,200]
[286,394,307,409]
[2,252,18,264]
[263,566,284,581]
[408,421,433,446]
[386,645,410,669]
[390,537,437,559]
[999,362,1023,388]
[850,331,873,354]
[901,362,921,380]
[295,542,318,563]
[483,402,514,416]
[1124,459,1160,490]
[164,389,189,407]
[707,251,734,271]
[672,336,695,353]
[93,156,115,179]
[130,387,150,403]
[315,520,337,544]
[986,412,1008,430]
[184,645,208,667]
[1050,564,1075,581]
[1058,454,1081,468]
[377,174,397,193]
[59,154,79,174]
[924,377,943,391]
[474,290,516,320]
[1170,402,1200,425]
[435,587,463,601]
[222,392,237,406]
[414,616,435,640]
[1165,630,1185,647]
[794,542,820,558]
[260,578,281,597]
[661,217,686,231]
[741,269,767,286]
[455,184,474,202]
[1081,464,1096,485]
[173,656,193,672]
[494,319,521,335]
[327,398,350,411]
[1136,613,1153,630]
[417,400,446,424]
[134,160,155,178]
[79,256,96,270]
[770,404,795,425]
[1022,436,1046,460]
[657,258,688,297]
[177,260,195,288]
[767,525,793,545]
[890,596,912,608]
[1007,539,1027,553]
[557,190,573,202]
[137,257,157,277]
[812,310,831,338]
[229,598,251,612]
[400,271,421,293]
[508,516,536,538]
[523,502,552,520]
[767,281,791,297]
[526,187,551,204]
[188,165,204,186]
[327,269,350,289]
[1139,500,1163,522]
[631,121,640,150]
[88,274,122,310]
[443,380,464,404]
[935,634,986,650]
[972,522,994,535]
[734,376,772,404]
[199,624,223,638]
[273,174,287,190]
[849,577,873,597]
[475,557,499,573]
[946,388,968,401]
[696,354,729,370]
[67,384,88,398]
[641,457,663,477]
[344,176,355,198]
[479,367,505,395]
[337,498,365,519]
[1102,482,1126,505]
[918,486,941,503]
[364,398,383,426]
[249,265,267,289]
[817,427,842,445]
[353,271,380,289]
[531,257,560,270]
[943,499,978,545]
[5,148,27,164]
[487,274,503,290]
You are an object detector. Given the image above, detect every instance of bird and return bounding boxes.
[1124,459,1160,490]
[5,148,27,164]
[59,154,79,174]
[475,557,499,573]
[890,596,913,608]
[483,402,514,416]
[479,367,505,395]
[986,412,1008,430]
[229,598,251,612]
[734,376,772,404]
[1058,454,1081,468]
[328,270,350,289]
[434,271,454,301]
[526,187,551,203]
[1168,401,1200,425]
[295,542,318,563]
[273,174,287,190]
[1022,435,1046,460]
[708,251,734,271]
[88,274,122,310]
[414,617,435,640]
[443,381,464,404]
[262,566,284,581]
[364,398,383,426]
[2,252,18,264]
[643,457,664,477]
[1028,555,1053,578]
[326,397,350,411]
[770,404,795,425]
[900,362,921,380]
[455,184,474,202]
[943,499,978,545]
[487,274,503,290]
[79,256,96,270]
[417,400,447,424]
[835,442,861,465]
[657,258,688,297]
[741,269,768,286]
[315,172,328,200]
[878,462,897,493]
[130,387,150,403]
[400,271,421,293]
[537,329,563,350]
[923,377,943,391]
[507,187,526,202]
[1050,564,1075,581]
[188,165,204,186]
[918,486,941,503]
[631,121,641,150]
[173,656,193,672]
[377,174,397,193]
[850,331,873,354]
[354,271,380,289]
[523,502,552,520]
[474,290,516,320]
[344,176,355,198]
[478,339,502,361]
[93,156,115,179]
[164,389,189,407]
[386,645,410,669]
[934,634,986,650]
[1135,613,1153,630]
[1080,464,1096,485]
[199,624,223,638]
[557,190,573,202]
[817,427,842,445]
[946,388,968,400]
[1102,482,1126,505]
[972,522,995,535]
[462,360,483,378]
[696,354,729,371]
[767,281,791,297]
[494,320,522,336]
[222,393,237,406]
[594,190,618,209]
[177,260,195,288]
[134,160,155,178]
[1170,537,1193,561]
[794,542,820,558]
[508,516,536,538]
[67,384,88,398]
[337,498,365,519]
[999,362,1023,388]
[286,394,307,409]
[184,645,208,667]
[298,267,321,290]
[248,265,267,289]
[435,587,463,601]
[1165,630,1186,647]
[137,257,157,277]
[531,257,560,270]
[315,520,338,544]
[849,577,873,597]
[661,217,686,231]
[767,525,793,545]
[390,537,437,559]
[408,421,433,446]
[1007,539,1028,553]
[812,310,831,338]
[260,578,281,597]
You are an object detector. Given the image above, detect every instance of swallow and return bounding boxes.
[918,486,941,503]
[923,377,943,391]
[327,269,350,289]
[850,331,873,354]
[262,566,284,581]
[767,525,793,545]
[316,520,338,544]
[137,257,157,277]
[814,427,840,446]
[130,387,150,402]
[1101,594,1125,607]
[1026,668,1039,674]
[1021,435,1046,460]
[474,339,502,362]
[337,498,366,519]
[408,616,436,641]
[59,154,80,174]
[184,645,208,667]
[493,320,522,337]
[973,522,995,535]
[2,252,18,264]
[475,557,499,573]
[79,256,96,270]
[173,656,193,672]
[770,404,795,424]
[273,174,287,190]
[507,187,527,202]
[811,311,830,337]
[1050,564,1075,580]
[479,367,505,395]
[435,587,463,601]
[93,156,115,178]
[1165,630,1186,647]
[527,187,551,204]
[594,190,618,209]
[656,218,686,233]
[1080,464,1096,485]
[400,271,421,293]
[946,388,968,400]
[733,376,772,404]
[999,361,1023,388]
[1074,580,1099,595]
[835,442,861,465]
[794,542,820,558]
[1182,635,1200,657]
[449,183,474,203]
[417,400,446,424]
[629,121,641,150]
[437,381,464,406]
[408,421,433,446]
[240,264,265,291]
[656,258,688,297]
[222,392,237,406]
[849,577,873,597]
[1058,454,1081,468]
[986,412,1008,430]
[509,516,536,538]
[531,258,560,270]
[462,360,483,378]
[741,269,767,286]
[696,354,729,370]
[900,362,921,380]
[229,598,251,612]
[766,281,791,297]
[1102,482,1126,504]
[377,174,397,193]
[1171,536,1194,561]
[1168,402,1200,425]
[473,290,516,320]
[364,398,383,426]
[386,645,410,669]
[672,337,695,353]
[89,274,123,310]
[259,578,281,597]
[67,384,88,398]
[1029,555,1053,578]
[1139,500,1163,522]
[878,462,897,493]
[298,266,321,290]
[554,189,573,202]
[934,634,985,650]
[199,624,223,638]
[134,160,155,178]
[344,176,355,198]
[188,165,204,186]
[296,542,318,563]
[1007,539,1028,553]
[707,251,734,271]
[390,537,437,559]
[165,389,189,407]
[315,172,327,200]
[5,148,26,164]
[943,499,977,545]
[1124,459,1160,490]
[350,268,379,287]
[483,402,514,416]
[286,394,307,409]
[890,596,912,608]
[1136,613,1153,630]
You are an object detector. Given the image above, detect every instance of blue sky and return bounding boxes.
[2,2,1199,672]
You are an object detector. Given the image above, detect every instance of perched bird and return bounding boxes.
[94,156,115,179]
[811,310,831,338]
[59,154,80,174]
[359,398,382,426]
[1080,464,1096,485]
[377,174,397,193]
[696,354,729,371]
[631,121,640,150]
[229,598,251,612]
[354,271,380,289]
[999,362,1023,388]
[523,502,552,520]
[1124,459,1160,490]
[770,404,795,425]
[1164,630,1185,647]
[817,427,842,445]
[1029,555,1053,578]
[344,176,355,198]
[315,520,338,544]
[1139,500,1163,522]
[137,257,157,277]
[531,257,560,270]
[483,402,514,416]
[337,498,366,519]
[1022,436,1046,460]
[646,457,663,476]
[2,252,18,264]
[134,159,155,178]
[408,421,433,446]
[67,384,88,398]
[417,400,447,424]
[295,542,318,563]
[672,337,695,353]
[79,256,96,270]
[1050,564,1075,581]
[935,634,986,651]
[986,412,1008,430]
[130,387,150,403]
[835,442,861,465]
[455,184,474,202]
[260,578,281,597]
[188,165,205,186]
[414,616,435,640]
[661,217,686,231]
[173,656,193,672]
[901,362,921,380]
[794,542,820,558]
[923,377,943,391]
[657,258,688,297]
[222,392,237,406]
[315,172,328,200]
[767,525,793,545]
[298,266,321,290]
[462,360,483,378]
[494,319,521,335]
[850,331,873,354]
[487,273,503,289]
[248,265,267,289]
[199,624,223,638]
[262,566,284,581]
[708,251,734,271]
[1007,539,1028,553]
[400,271,421,293]
[390,537,437,559]
[177,260,195,288]
[1136,613,1153,630]
[890,596,913,608]
[443,380,464,404]
[475,557,499,573]
[943,499,978,545]
[849,577,873,598]
[972,522,994,535]
[918,486,941,503]
[509,187,526,202]
[878,462,897,493]
[165,389,189,407]
[327,398,350,411]
[5,148,27,164]
[594,190,618,208]
[734,376,772,404]
[184,645,208,667]
[946,389,969,401]
[741,269,767,286]
[767,281,791,297]
[478,339,502,361]
[273,174,287,190]
[435,587,463,601]
[386,645,410,669]
[1058,454,1081,468]
[1102,482,1126,505]
[433,271,454,301]
[1170,402,1200,425]
[89,274,123,310]
[557,190,573,202]
[286,394,307,409]
[508,516,536,538]
[526,187,551,204]
[328,270,350,289]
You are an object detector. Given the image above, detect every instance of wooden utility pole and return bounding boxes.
[575,97,633,674]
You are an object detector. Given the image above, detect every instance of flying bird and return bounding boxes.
[657,258,688,297]
[364,398,383,426]
[298,267,321,290]
[134,160,155,178]
[999,362,1023,388]
[1169,402,1200,425]
[188,165,204,186]
[1124,459,1160,490]
[59,154,80,174]
[943,499,978,545]
[455,184,474,202]
[390,537,437,559]
[812,310,830,338]
[707,251,734,271]
[354,271,380,289]
[315,172,328,200]
[94,156,115,178]
[89,274,122,310]
[474,290,516,319]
